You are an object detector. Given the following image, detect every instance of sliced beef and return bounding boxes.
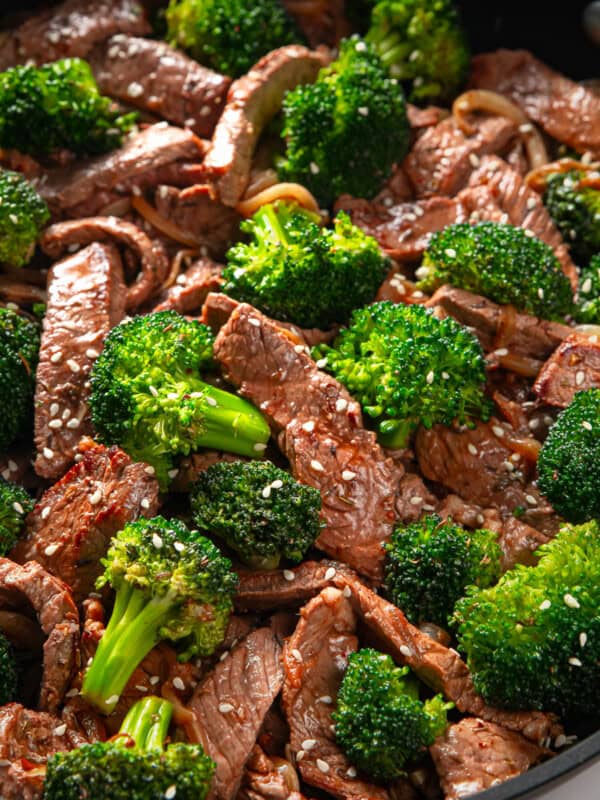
[13,440,160,603]
[40,217,169,311]
[238,746,302,800]
[90,35,231,138]
[186,628,284,800]
[469,50,600,158]
[152,257,224,314]
[0,703,89,800]
[431,718,548,799]
[202,292,244,333]
[203,46,326,206]
[497,517,551,570]
[33,243,126,479]
[214,305,398,581]
[332,572,561,745]
[0,559,79,712]
[283,0,351,48]
[0,0,149,71]
[37,123,205,219]
[534,332,600,407]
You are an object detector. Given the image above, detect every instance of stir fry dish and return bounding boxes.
[0,1,598,798]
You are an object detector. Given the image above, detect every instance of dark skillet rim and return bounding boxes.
[470,727,600,799]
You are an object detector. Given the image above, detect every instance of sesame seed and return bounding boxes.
[494,348,509,357]
[343,586,352,598]
[66,359,80,373]
[1,470,9,480]
[48,419,63,430]
[106,695,119,706]
[262,486,271,499]
[66,688,79,698]
[41,506,51,520]
[149,385,159,397]
[539,599,551,610]
[50,403,59,417]
[316,358,328,369]
[294,344,305,353]
[399,645,411,657]
[149,675,160,685]
[316,759,330,774]
[12,501,24,514]
[127,81,144,97]
[302,739,317,750]
[172,677,185,691]
[526,197,538,210]
[467,444,478,456]
[576,370,585,386]
[564,593,580,609]
[525,494,537,506]
[409,495,423,505]
[445,248,457,258]
[519,123,533,133]
[342,470,356,481]
[296,750,305,761]
[205,396,218,407]
[85,348,99,359]
[66,418,80,429]
[302,420,315,433]
[310,459,324,472]
[168,469,179,479]
[492,426,504,437]
[89,490,102,505]
[582,421,593,431]
[581,278,593,294]
[426,370,434,384]
[355,40,367,52]
[346,766,358,778]
[309,162,320,175]
[336,398,348,412]
[554,734,568,749]
[568,657,583,667]
[135,684,148,692]
[144,465,155,476]
[324,567,336,581]
[53,724,67,736]
[317,695,332,704]
[441,371,450,380]
[62,409,71,420]
[44,543,60,556]
[580,632,588,648]
[283,570,295,581]
[291,649,303,662]
[537,288,545,299]
[218,702,234,713]
[248,318,261,327]
[358,106,369,116]
[165,785,177,799]
[174,541,185,553]
[271,479,283,489]
[152,533,163,549]
[469,153,480,167]
[254,443,267,452]
[43,447,54,460]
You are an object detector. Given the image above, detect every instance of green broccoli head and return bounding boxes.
[44,696,215,800]
[82,516,238,713]
[0,477,33,556]
[90,310,270,488]
[0,169,49,267]
[0,58,137,157]
[453,521,600,718]
[223,202,390,329]
[278,36,410,207]
[333,648,451,781]
[191,460,322,570]
[543,170,600,264]
[366,0,470,103]
[384,514,502,627]
[417,222,574,321]
[574,254,600,324]
[313,300,491,448]
[165,0,301,78]
[0,630,18,705]
[537,388,600,523]
[0,307,40,451]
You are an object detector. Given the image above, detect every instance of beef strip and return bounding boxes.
[0,0,149,71]
[0,703,89,800]
[41,217,169,311]
[469,50,600,158]
[90,35,231,138]
[0,559,80,712]
[533,332,600,407]
[430,718,549,800]
[186,628,284,800]
[33,243,126,479]
[237,746,302,800]
[214,304,398,581]
[331,573,561,744]
[152,257,224,314]
[37,123,205,219]
[13,439,160,603]
[203,46,326,206]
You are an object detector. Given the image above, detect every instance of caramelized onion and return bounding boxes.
[236,182,321,217]
[525,158,600,192]
[494,351,543,378]
[131,194,200,248]
[163,248,198,291]
[502,432,541,462]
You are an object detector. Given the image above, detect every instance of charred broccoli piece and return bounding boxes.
[366,0,470,103]
[313,301,490,448]
[44,696,215,800]
[223,202,389,329]
[417,221,574,321]
[191,460,322,569]
[453,521,600,717]
[333,648,451,780]
[543,170,600,264]
[165,0,301,78]
[81,516,237,713]
[574,254,600,324]
[0,169,49,267]
[278,36,410,207]
[0,477,33,556]
[89,310,270,488]
[0,58,136,157]
[0,308,40,451]
[0,630,18,705]
[384,515,502,627]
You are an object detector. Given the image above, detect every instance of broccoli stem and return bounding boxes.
[378,418,416,449]
[120,696,173,752]
[257,203,292,248]
[192,384,271,457]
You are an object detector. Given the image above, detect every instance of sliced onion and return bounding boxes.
[131,194,200,248]
[525,158,600,191]
[236,182,321,217]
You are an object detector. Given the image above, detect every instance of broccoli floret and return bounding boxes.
[0,169,49,267]
[574,254,600,324]
[0,630,18,705]
[333,648,451,781]
[90,310,270,488]
[417,222,574,321]
[0,58,136,157]
[81,516,237,713]
[165,0,301,78]
[0,477,33,556]
[313,301,490,448]
[44,696,215,800]
[384,515,502,627]
[543,170,600,264]
[223,202,390,329]
[191,460,322,569]
[366,0,470,103]
[0,307,40,451]
[278,36,410,207]
[453,521,600,717]
[537,388,600,523]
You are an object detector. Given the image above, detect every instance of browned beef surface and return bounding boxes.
[431,718,548,799]
[186,628,284,800]
[13,440,160,603]
[37,123,204,219]
[152,257,224,313]
[32,243,126,479]
[90,35,231,138]
[0,559,79,712]
[534,332,600,407]
[282,0,350,48]
[204,46,326,206]
[0,0,149,71]
[0,703,89,800]
[237,746,302,800]
[202,292,242,333]
[469,50,600,158]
